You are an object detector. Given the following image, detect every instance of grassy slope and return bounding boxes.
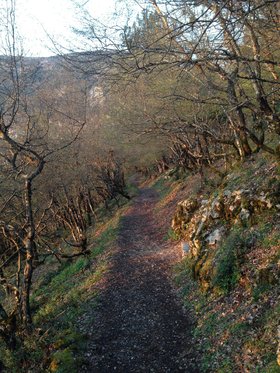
[162,154,280,372]
[0,198,132,373]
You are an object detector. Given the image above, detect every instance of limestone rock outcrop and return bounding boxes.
[172,187,277,289]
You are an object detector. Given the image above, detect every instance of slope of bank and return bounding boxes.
[0,200,131,372]
[165,153,279,372]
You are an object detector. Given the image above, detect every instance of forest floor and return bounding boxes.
[79,186,198,372]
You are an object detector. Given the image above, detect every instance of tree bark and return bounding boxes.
[21,179,35,331]
[227,75,252,158]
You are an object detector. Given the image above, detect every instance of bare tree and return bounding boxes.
[0,0,86,336]
[73,0,280,164]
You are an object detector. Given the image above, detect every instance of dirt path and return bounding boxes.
[81,188,198,372]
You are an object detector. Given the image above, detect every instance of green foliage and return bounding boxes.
[212,228,247,294]
[230,321,250,335]
[126,182,139,197]
[0,333,47,372]
[49,329,86,373]
[252,283,272,302]
[194,313,218,337]
[33,226,118,325]
[261,231,280,249]
[0,214,123,372]
[35,222,120,370]
[216,358,234,373]
[91,226,119,257]
[50,348,74,373]
[253,215,280,249]
[152,177,171,198]
[164,227,180,241]
[173,256,205,310]
[262,360,280,373]
[0,347,18,372]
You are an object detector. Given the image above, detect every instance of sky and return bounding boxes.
[16,0,118,56]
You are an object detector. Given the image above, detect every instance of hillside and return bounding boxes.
[0,1,279,372]
[0,152,278,372]
[171,153,280,372]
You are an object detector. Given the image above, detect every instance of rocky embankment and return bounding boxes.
[172,187,278,291]
[171,156,280,371]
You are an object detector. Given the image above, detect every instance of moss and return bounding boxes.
[164,227,180,241]
[49,348,76,373]
[49,329,87,372]
[212,228,247,294]
[216,358,234,373]
[230,321,250,335]
[195,249,217,293]
[262,360,280,373]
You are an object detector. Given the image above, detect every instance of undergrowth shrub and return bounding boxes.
[165,227,180,241]
[213,228,247,294]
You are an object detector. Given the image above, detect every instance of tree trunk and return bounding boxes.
[227,75,252,158]
[235,126,252,158]
[21,180,35,331]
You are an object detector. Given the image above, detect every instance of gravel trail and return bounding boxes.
[81,187,198,372]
